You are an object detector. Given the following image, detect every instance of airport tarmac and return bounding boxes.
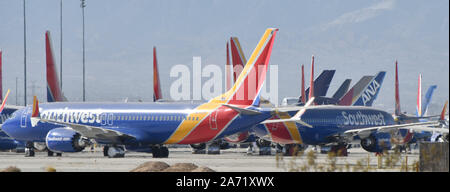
[0,147,419,172]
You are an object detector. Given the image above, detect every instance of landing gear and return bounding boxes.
[329,143,348,156]
[283,144,306,156]
[256,139,272,155]
[151,145,169,158]
[46,149,62,157]
[104,145,125,158]
[24,142,35,157]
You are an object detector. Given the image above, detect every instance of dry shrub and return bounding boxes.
[1,166,21,172]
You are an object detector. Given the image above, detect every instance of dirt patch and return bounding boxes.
[130,161,170,172]
[131,162,216,172]
[191,166,216,172]
[163,163,198,172]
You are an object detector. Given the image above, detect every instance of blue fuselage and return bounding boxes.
[254,106,396,145]
[1,102,272,145]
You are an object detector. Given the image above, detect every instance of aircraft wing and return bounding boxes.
[343,121,447,138]
[35,117,135,143]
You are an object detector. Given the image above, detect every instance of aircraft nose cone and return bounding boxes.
[1,118,20,139]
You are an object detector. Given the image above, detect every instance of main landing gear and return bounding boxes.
[151,145,169,158]
[102,145,169,158]
[24,142,35,157]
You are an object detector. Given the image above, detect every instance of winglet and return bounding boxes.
[440,101,448,121]
[0,89,10,114]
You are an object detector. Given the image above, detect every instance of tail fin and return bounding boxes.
[308,55,315,101]
[422,85,437,116]
[332,79,351,100]
[230,37,247,82]
[46,31,66,102]
[0,50,2,102]
[0,89,10,114]
[352,71,386,106]
[440,101,448,121]
[300,64,306,103]
[395,60,401,116]
[216,28,278,106]
[338,75,374,106]
[32,96,40,117]
[153,46,162,102]
[416,74,422,117]
[302,70,336,101]
[225,42,232,91]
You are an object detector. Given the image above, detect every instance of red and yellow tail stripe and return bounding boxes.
[264,111,303,144]
[153,46,162,101]
[230,37,247,82]
[164,28,279,144]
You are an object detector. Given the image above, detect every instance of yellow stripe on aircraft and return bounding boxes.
[164,102,221,144]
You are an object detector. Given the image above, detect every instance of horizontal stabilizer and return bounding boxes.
[222,104,261,115]
[261,97,315,128]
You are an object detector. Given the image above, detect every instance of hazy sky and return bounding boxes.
[0,0,448,115]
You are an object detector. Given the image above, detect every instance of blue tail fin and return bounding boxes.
[300,70,335,101]
[352,71,386,106]
[422,85,437,116]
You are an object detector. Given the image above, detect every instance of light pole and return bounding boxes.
[60,0,63,89]
[81,0,86,101]
[23,0,27,106]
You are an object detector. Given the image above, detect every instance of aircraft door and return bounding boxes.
[108,113,113,125]
[101,113,107,125]
[209,110,218,130]
[20,108,30,128]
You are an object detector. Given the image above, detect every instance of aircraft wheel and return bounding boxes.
[103,146,109,157]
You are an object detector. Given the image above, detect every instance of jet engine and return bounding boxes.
[46,128,90,153]
[360,133,391,153]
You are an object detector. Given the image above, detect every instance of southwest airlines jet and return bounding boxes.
[1,28,279,158]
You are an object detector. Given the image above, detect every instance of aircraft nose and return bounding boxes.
[1,116,21,139]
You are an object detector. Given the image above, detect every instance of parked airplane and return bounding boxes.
[1,31,69,153]
[255,60,446,155]
[0,49,24,151]
[255,70,386,155]
[1,28,280,158]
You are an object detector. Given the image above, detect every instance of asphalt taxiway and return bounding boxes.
[0,147,419,172]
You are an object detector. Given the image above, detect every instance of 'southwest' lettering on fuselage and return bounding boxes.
[341,111,386,126]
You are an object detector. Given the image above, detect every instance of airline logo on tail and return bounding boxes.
[165,28,279,144]
[352,71,386,106]
[230,37,247,82]
[216,29,278,106]
[46,31,67,102]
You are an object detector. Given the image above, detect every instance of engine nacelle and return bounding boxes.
[46,128,89,153]
[360,133,391,153]
[224,131,250,143]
